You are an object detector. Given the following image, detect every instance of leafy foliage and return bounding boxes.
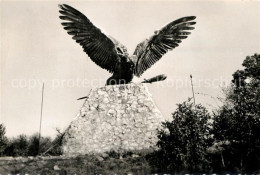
[152,99,212,173]
[0,124,8,156]
[2,133,60,157]
[45,133,64,156]
[211,53,260,172]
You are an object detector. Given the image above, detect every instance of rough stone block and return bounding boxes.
[62,83,164,155]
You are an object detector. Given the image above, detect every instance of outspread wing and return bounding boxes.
[59,4,119,73]
[133,16,196,77]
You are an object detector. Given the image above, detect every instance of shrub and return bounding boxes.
[211,53,260,173]
[153,99,212,173]
[0,124,8,156]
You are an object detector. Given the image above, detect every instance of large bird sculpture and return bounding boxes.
[59,4,196,85]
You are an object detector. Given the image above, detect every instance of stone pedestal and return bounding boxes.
[62,83,164,155]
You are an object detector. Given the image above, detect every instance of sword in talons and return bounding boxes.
[77,96,89,100]
[141,74,167,84]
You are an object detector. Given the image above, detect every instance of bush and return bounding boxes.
[45,133,64,156]
[211,53,260,173]
[2,133,54,157]
[28,133,52,156]
[0,124,8,156]
[153,99,212,173]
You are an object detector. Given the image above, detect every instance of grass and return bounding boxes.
[0,151,154,174]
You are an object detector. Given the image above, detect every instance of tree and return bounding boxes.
[212,53,260,172]
[3,133,54,157]
[46,129,64,156]
[27,134,39,156]
[154,99,212,173]
[0,124,8,156]
[12,135,29,156]
[27,133,52,156]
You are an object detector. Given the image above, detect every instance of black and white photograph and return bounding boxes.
[0,0,260,174]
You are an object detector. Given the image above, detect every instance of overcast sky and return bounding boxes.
[1,0,259,138]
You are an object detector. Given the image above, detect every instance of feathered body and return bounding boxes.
[106,55,135,85]
[58,4,196,85]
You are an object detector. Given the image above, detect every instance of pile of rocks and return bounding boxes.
[62,83,164,155]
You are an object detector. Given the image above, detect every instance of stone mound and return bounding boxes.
[62,83,164,155]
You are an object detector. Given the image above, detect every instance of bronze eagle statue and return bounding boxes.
[59,4,196,85]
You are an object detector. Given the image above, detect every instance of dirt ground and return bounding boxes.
[0,154,152,174]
